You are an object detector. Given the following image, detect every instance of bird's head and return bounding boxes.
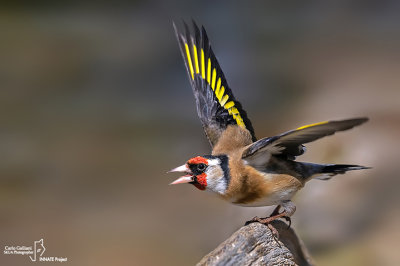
[169,155,229,194]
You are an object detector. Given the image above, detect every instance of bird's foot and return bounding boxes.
[245,216,262,226]
[245,210,291,236]
[269,205,281,217]
[269,206,292,228]
[247,213,286,224]
[267,223,279,239]
[245,216,280,238]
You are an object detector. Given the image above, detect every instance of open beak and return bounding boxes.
[170,175,193,185]
[168,164,194,185]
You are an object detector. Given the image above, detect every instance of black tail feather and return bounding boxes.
[307,163,371,181]
[321,164,371,175]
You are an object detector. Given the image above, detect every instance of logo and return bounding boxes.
[4,239,67,263]
[29,239,46,262]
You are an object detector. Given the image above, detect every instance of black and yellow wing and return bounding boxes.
[173,21,256,146]
[242,118,368,162]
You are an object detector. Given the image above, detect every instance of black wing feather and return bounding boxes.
[243,118,369,160]
[193,76,237,142]
[174,21,256,146]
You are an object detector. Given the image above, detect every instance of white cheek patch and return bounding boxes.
[205,161,227,194]
[206,177,226,194]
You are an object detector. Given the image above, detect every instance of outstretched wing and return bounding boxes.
[242,118,368,163]
[173,21,256,146]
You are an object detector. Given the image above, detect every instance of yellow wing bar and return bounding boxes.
[183,41,245,128]
[296,121,328,130]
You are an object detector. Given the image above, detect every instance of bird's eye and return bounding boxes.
[197,163,207,171]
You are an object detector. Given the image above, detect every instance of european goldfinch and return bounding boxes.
[170,21,369,226]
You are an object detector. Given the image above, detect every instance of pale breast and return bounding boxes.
[234,186,298,207]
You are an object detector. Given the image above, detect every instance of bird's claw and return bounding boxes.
[245,216,280,239]
[267,223,280,239]
[245,216,261,226]
[245,210,291,230]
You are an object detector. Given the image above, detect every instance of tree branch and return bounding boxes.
[197,221,314,266]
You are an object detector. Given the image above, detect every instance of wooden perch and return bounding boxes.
[197,221,314,266]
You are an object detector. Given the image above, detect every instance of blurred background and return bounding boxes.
[1,1,399,265]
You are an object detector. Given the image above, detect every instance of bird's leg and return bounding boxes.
[245,205,281,225]
[254,210,290,225]
[245,201,296,229]
[245,209,288,226]
[245,211,289,239]
[268,205,291,228]
[269,205,281,217]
